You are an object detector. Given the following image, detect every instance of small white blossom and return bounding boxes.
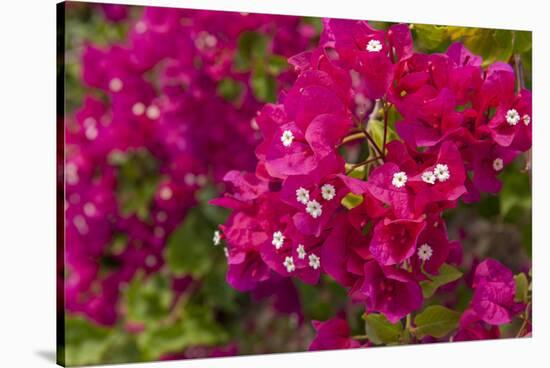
[159,187,173,200]
[421,171,436,185]
[308,254,321,270]
[281,130,295,147]
[366,39,383,52]
[272,231,285,249]
[417,243,433,261]
[109,78,123,92]
[296,187,310,204]
[135,21,147,34]
[321,184,336,201]
[297,244,306,259]
[223,247,229,258]
[154,226,165,238]
[434,164,450,182]
[283,256,296,272]
[213,230,221,246]
[505,109,520,126]
[306,200,323,218]
[146,105,160,120]
[523,114,531,126]
[132,102,146,116]
[83,202,96,217]
[493,158,504,171]
[392,171,408,188]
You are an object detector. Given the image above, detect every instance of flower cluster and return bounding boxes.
[64,7,315,326]
[214,19,532,341]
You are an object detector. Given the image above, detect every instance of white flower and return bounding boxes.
[306,200,323,218]
[417,243,433,261]
[272,231,285,249]
[421,171,436,185]
[505,109,520,126]
[321,184,336,201]
[283,256,296,272]
[392,171,408,188]
[523,114,531,126]
[434,164,450,182]
[281,130,295,147]
[297,244,306,259]
[308,254,321,270]
[83,202,96,217]
[146,105,160,120]
[213,230,221,246]
[159,187,173,200]
[132,102,145,116]
[223,247,229,258]
[296,187,310,204]
[109,78,123,92]
[366,39,383,52]
[493,158,504,171]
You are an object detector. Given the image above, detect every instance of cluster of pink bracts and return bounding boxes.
[64,6,315,329]
[213,19,532,347]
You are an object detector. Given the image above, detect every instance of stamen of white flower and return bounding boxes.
[366,39,383,52]
[283,256,296,272]
[421,171,436,185]
[281,130,295,147]
[146,105,160,120]
[321,184,336,201]
[297,244,306,259]
[296,187,310,204]
[272,231,285,249]
[417,243,433,261]
[213,230,221,246]
[522,114,531,126]
[506,109,520,126]
[308,254,321,270]
[434,164,450,182]
[392,171,408,188]
[493,158,504,171]
[109,78,123,93]
[306,200,323,218]
[132,102,145,116]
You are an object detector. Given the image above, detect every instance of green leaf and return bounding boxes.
[414,305,460,339]
[137,305,227,360]
[420,263,463,298]
[165,209,214,277]
[344,164,366,179]
[125,273,173,325]
[363,313,403,345]
[64,316,113,366]
[234,31,269,72]
[513,31,532,54]
[216,77,244,102]
[266,55,288,75]
[514,272,529,303]
[341,193,364,210]
[413,24,451,52]
[448,27,514,65]
[251,66,277,102]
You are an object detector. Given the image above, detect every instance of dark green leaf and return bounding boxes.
[125,273,173,325]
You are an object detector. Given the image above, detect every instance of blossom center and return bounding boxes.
[296,187,310,204]
[306,200,323,218]
[505,109,520,126]
[308,254,321,269]
[392,171,408,188]
[281,130,295,147]
[321,184,336,201]
[421,170,436,185]
[417,243,433,261]
[272,231,285,249]
[366,39,383,52]
[493,157,504,171]
[283,256,296,272]
[434,164,450,182]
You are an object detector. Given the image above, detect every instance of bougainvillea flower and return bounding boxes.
[369,217,426,266]
[471,259,525,325]
[358,261,422,322]
[309,317,362,351]
[454,308,500,342]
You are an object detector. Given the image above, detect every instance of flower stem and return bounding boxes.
[345,156,383,175]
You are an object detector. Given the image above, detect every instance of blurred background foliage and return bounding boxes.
[61,3,531,365]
